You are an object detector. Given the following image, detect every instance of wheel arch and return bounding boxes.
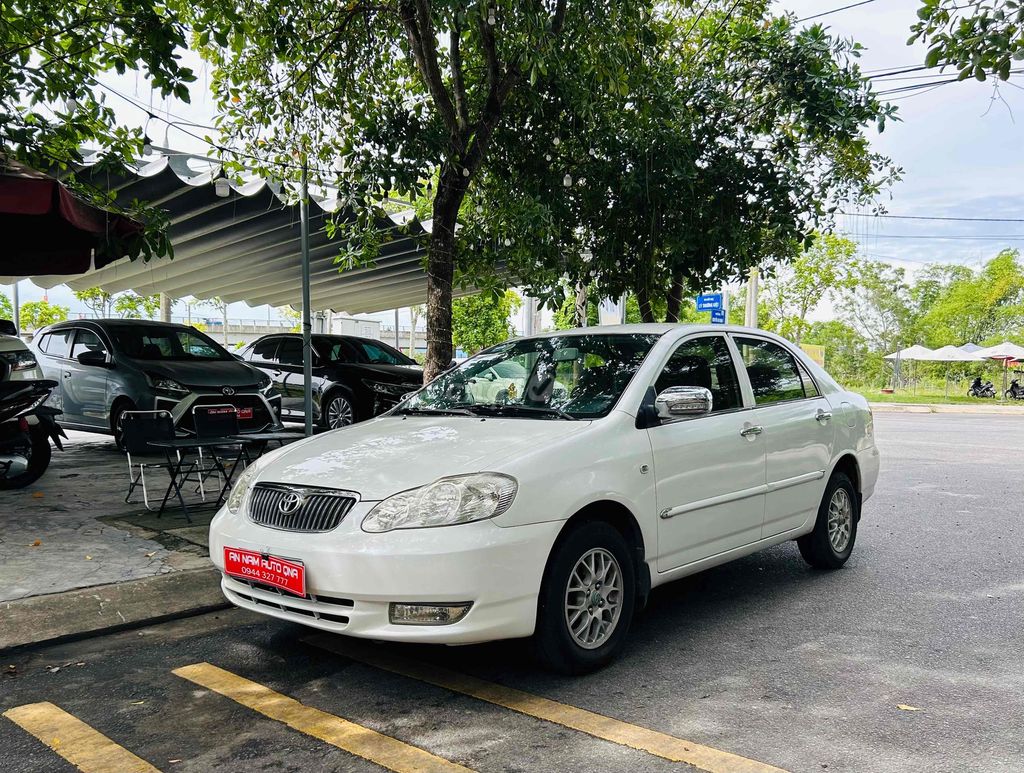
[829,453,862,517]
[109,395,137,433]
[546,500,651,609]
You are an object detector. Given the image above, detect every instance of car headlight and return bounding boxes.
[257,372,273,394]
[361,473,517,533]
[366,379,408,397]
[146,372,189,396]
[227,464,259,514]
[0,350,37,371]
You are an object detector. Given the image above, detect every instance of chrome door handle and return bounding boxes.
[740,425,763,437]
[815,410,833,423]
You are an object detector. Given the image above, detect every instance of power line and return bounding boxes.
[854,234,1024,241]
[842,213,1024,224]
[796,0,877,23]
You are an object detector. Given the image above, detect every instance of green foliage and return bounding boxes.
[73,287,115,317]
[1,1,193,260]
[113,291,161,319]
[804,320,882,387]
[910,1,1023,82]
[835,259,915,354]
[19,300,68,330]
[759,234,858,344]
[0,291,12,321]
[452,290,521,355]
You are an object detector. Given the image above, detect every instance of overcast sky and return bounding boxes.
[7,0,1023,329]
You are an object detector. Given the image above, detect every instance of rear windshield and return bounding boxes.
[108,325,232,361]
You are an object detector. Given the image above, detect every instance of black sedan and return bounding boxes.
[239,334,424,428]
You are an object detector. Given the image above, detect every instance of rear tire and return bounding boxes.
[0,425,51,490]
[798,472,859,570]
[534,521,636,674]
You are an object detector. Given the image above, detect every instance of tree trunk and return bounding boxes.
[423,173,468,383]
[574,281,588,327]
[636,284,656,323]
[665,271,685,323]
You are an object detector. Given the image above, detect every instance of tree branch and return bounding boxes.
[449,11,469,133]
[398,0,459,140]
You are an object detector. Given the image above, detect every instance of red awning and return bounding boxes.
[0,171,144,276]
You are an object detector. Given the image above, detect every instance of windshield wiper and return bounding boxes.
[454,404,578,421]
[393,406,475,417]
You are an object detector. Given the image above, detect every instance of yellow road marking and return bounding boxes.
[172,662,471,773]
[3,701,159,773]
[306,635,789,773]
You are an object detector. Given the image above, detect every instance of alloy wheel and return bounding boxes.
[827,487,853,553]
[564,547,623,650]
[327,395,354,428]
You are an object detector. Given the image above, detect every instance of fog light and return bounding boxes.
[389,602,472,626]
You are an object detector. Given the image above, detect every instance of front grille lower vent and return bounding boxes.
[248,483,357,532]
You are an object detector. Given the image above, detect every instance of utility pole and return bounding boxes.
[744,267,760,328]
[299,162,313,437]
[159,293,172,323]
[574,282,588,328]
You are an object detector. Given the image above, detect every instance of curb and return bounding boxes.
[869,402,1024,415]
[0,567,229,654]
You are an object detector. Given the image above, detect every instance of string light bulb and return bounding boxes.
[65,96,78,113]
[563,173,573,187]
[487,6,496,25]
[552,137,561,146]
[214,177,231,198]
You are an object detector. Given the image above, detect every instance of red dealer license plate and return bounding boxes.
[224,547,305,596]
[238,407,253,420]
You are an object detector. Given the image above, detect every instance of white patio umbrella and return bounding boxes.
[975,341,1024,399]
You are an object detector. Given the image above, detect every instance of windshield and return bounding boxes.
[108,326,232,361]
[320,337,417,366]
[398,333,661,419]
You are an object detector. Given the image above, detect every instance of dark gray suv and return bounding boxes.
[32,319,282,443]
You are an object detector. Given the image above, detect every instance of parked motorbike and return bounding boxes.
[0,379,65,489]
[1006,379,1024,400]
[968,378,996,398]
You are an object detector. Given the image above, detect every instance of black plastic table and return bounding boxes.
[230,429,305,457]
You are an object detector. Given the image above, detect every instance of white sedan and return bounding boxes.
[210,325,878,673]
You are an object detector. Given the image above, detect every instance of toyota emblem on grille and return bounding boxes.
[222,386,236,396]
[278,492,305,514]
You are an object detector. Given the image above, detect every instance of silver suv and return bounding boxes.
[32,319,282,444]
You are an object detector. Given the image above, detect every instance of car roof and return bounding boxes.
[521,323,770,338]
[45,319,197,331]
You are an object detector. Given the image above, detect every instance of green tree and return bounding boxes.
[911,1,1023,82]
[276,306,302,333]
[478,3,897,323]
[759,234,858,345]
[192,0,645,380]
[804,320,881,387]
[0,290,12,321]
[19,300,68,331]
[1,0,194,260]
[835,260,915,354]
[452,290,521,355]
[918,249,1024,345]
[73,287,116,318]
[113,291,161,319]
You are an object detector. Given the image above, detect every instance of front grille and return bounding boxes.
[178,394,272,433]
[248,483,357,532]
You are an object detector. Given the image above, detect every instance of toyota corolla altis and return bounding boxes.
[209,325,878,673]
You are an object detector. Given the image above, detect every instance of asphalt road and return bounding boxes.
[2,413,1023,773]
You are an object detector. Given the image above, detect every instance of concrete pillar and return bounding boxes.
[159,293,172,322]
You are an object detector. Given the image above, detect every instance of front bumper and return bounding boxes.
[209,502,562,644]
[154,391,282,433]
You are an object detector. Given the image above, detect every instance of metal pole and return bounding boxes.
[300,162,313,437]
[11,281,19,334]
[394,308,400,349]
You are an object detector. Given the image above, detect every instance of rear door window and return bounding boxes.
[277,338,304,366]
[733,337,807,404]
[41,329,74,358]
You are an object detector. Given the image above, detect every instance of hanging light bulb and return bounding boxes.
[214,177,231,198]
[503,238,512,247]
[65,96,78,113]
[462,167,470,177]
[552,137,561,146]
[545,153,552,162]
[563,173,573,187]
[487,6,496,25]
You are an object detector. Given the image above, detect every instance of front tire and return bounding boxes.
[319,390,356,429]
[798,472,859,570]
[534,521,636,674]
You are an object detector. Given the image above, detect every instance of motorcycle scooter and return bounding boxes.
[0,379,65,489]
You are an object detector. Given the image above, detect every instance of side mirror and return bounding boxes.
[77,350,109,367]
[0,319,17,336]
[655,386,712,423]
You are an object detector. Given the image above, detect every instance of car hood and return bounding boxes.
[0,334,29,353]
[255,415,592,500]
[132,358,260,389]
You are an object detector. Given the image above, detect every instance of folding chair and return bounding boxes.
[192,404,248,498]
[120,410,177,511]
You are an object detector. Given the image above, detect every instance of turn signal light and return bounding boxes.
[388,602,472,626]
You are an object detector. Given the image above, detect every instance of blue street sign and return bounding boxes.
[696,293,723,312]
[710,309,726,324]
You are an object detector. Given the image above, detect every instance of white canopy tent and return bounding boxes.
[927,345,983,398]
[883,344,935,361]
